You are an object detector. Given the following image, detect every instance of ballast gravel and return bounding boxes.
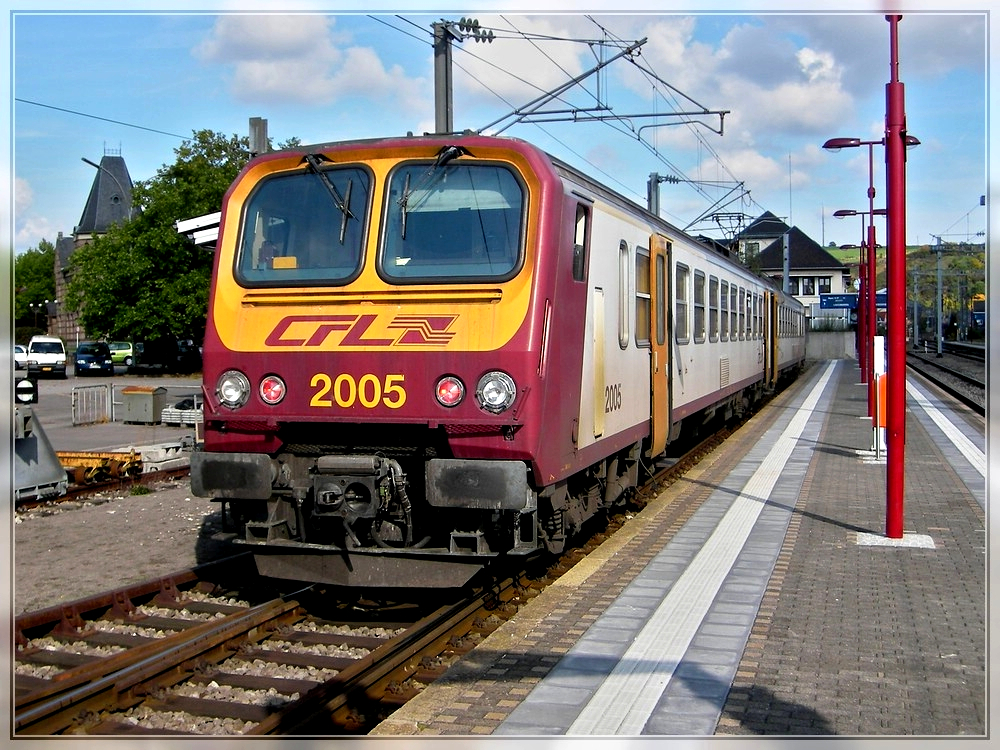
[13,476,232,614]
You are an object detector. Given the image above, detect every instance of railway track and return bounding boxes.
[16,465,191,512]
[14,555,531,736]
[906,350,985,416]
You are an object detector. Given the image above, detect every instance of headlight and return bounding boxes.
[217,370,251,409]
[476,371,516,414]
[435,375,465,407]
[259,375,286,405]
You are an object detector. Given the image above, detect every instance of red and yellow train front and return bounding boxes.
[191,135,564,588]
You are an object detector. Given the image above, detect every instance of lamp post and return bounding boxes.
[822,136,916,392]
[822,16,915,539]
[833,207,887,417]
[883,14,909,539]
[81,157,133,221]
[834,212,869,382]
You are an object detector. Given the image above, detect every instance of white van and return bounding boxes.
[27,335,67,379]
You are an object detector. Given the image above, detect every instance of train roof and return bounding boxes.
[255,132,789,289]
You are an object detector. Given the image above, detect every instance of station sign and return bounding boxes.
[819,292,888,309]
[819,293,857,309]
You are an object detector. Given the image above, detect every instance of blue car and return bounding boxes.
[73,341,114,377]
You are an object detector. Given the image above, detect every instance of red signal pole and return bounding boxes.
[884,14,907,539]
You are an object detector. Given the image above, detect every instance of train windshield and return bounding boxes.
[236,165,371,286]
[381,162,524,282]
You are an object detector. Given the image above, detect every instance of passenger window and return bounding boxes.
[693,270,706,344]
[730,285,738,340]
[635,246,650,347]
[745,291,753,339]
[720,280,729,341]
[655,253,666,347]
[619,242,631,349]
[709,276,719,343]
[738,288,746,340]
[675,263,689,344]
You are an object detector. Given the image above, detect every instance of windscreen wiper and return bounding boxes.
[303,153,353,244]
[397,145,469,239]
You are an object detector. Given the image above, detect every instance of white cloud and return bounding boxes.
[194,15,428,109]
[15,176,33,213]
[13,177,63,253]
[796,48,839,84]
[452,15,590,109]
[15,215,60,254]
[194,14,341,63]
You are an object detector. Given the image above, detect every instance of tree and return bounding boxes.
[14,240,56,315]
[65,130,251,342]
[14,240,56,337]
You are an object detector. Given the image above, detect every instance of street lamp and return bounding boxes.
[833,210,869,383]
[822,16,915,539]
[822,136,916,390]
[883,14,910,540]
[833,207,887,417]
[81,157,133,221]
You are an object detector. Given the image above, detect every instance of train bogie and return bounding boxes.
[191,134,805,589]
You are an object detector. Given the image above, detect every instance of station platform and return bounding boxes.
[372,359,987,739]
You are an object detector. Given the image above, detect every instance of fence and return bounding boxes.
[71,384,113,425]
[71,384,203,427]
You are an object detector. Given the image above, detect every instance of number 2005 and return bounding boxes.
[310,373,407,409]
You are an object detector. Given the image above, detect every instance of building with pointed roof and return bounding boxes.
[75,154,133,237]
[735,212,852,327]
[50,151,136,344]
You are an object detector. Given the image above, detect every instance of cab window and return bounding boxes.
[381,162,525,283]
[236,165,371,286]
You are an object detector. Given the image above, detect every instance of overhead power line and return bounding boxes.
[15,97,188,139]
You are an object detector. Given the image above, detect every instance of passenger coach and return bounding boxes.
[191,133,805,589]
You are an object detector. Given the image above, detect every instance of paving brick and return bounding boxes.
[370,362,984,738]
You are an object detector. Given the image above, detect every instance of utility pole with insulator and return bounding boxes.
[433,18,494,134]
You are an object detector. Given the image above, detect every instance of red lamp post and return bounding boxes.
[822,16,916,539]
[884,14,909,539]
[838,242,866,375]
[833,207,887,417]
[833,211,869,384]
[823,139,882,411]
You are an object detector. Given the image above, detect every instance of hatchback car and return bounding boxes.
[13,344,27,370]
[73,341,114,377]
[108,341,134,367]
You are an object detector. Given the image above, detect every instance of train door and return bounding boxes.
[649,235,670,457]
[765,291,779,387]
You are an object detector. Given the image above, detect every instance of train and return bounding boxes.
[190,133,806,590]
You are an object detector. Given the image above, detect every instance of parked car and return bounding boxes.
[108,341,134,367]
[130,337,202,374]
[13,344,27,370]
[73,341,114,377]
[176,338,202,373]
[26,335,67,379]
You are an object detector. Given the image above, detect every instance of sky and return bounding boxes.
[4,2,992,259]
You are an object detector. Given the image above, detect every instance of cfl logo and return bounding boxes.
[265,314,458,348]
